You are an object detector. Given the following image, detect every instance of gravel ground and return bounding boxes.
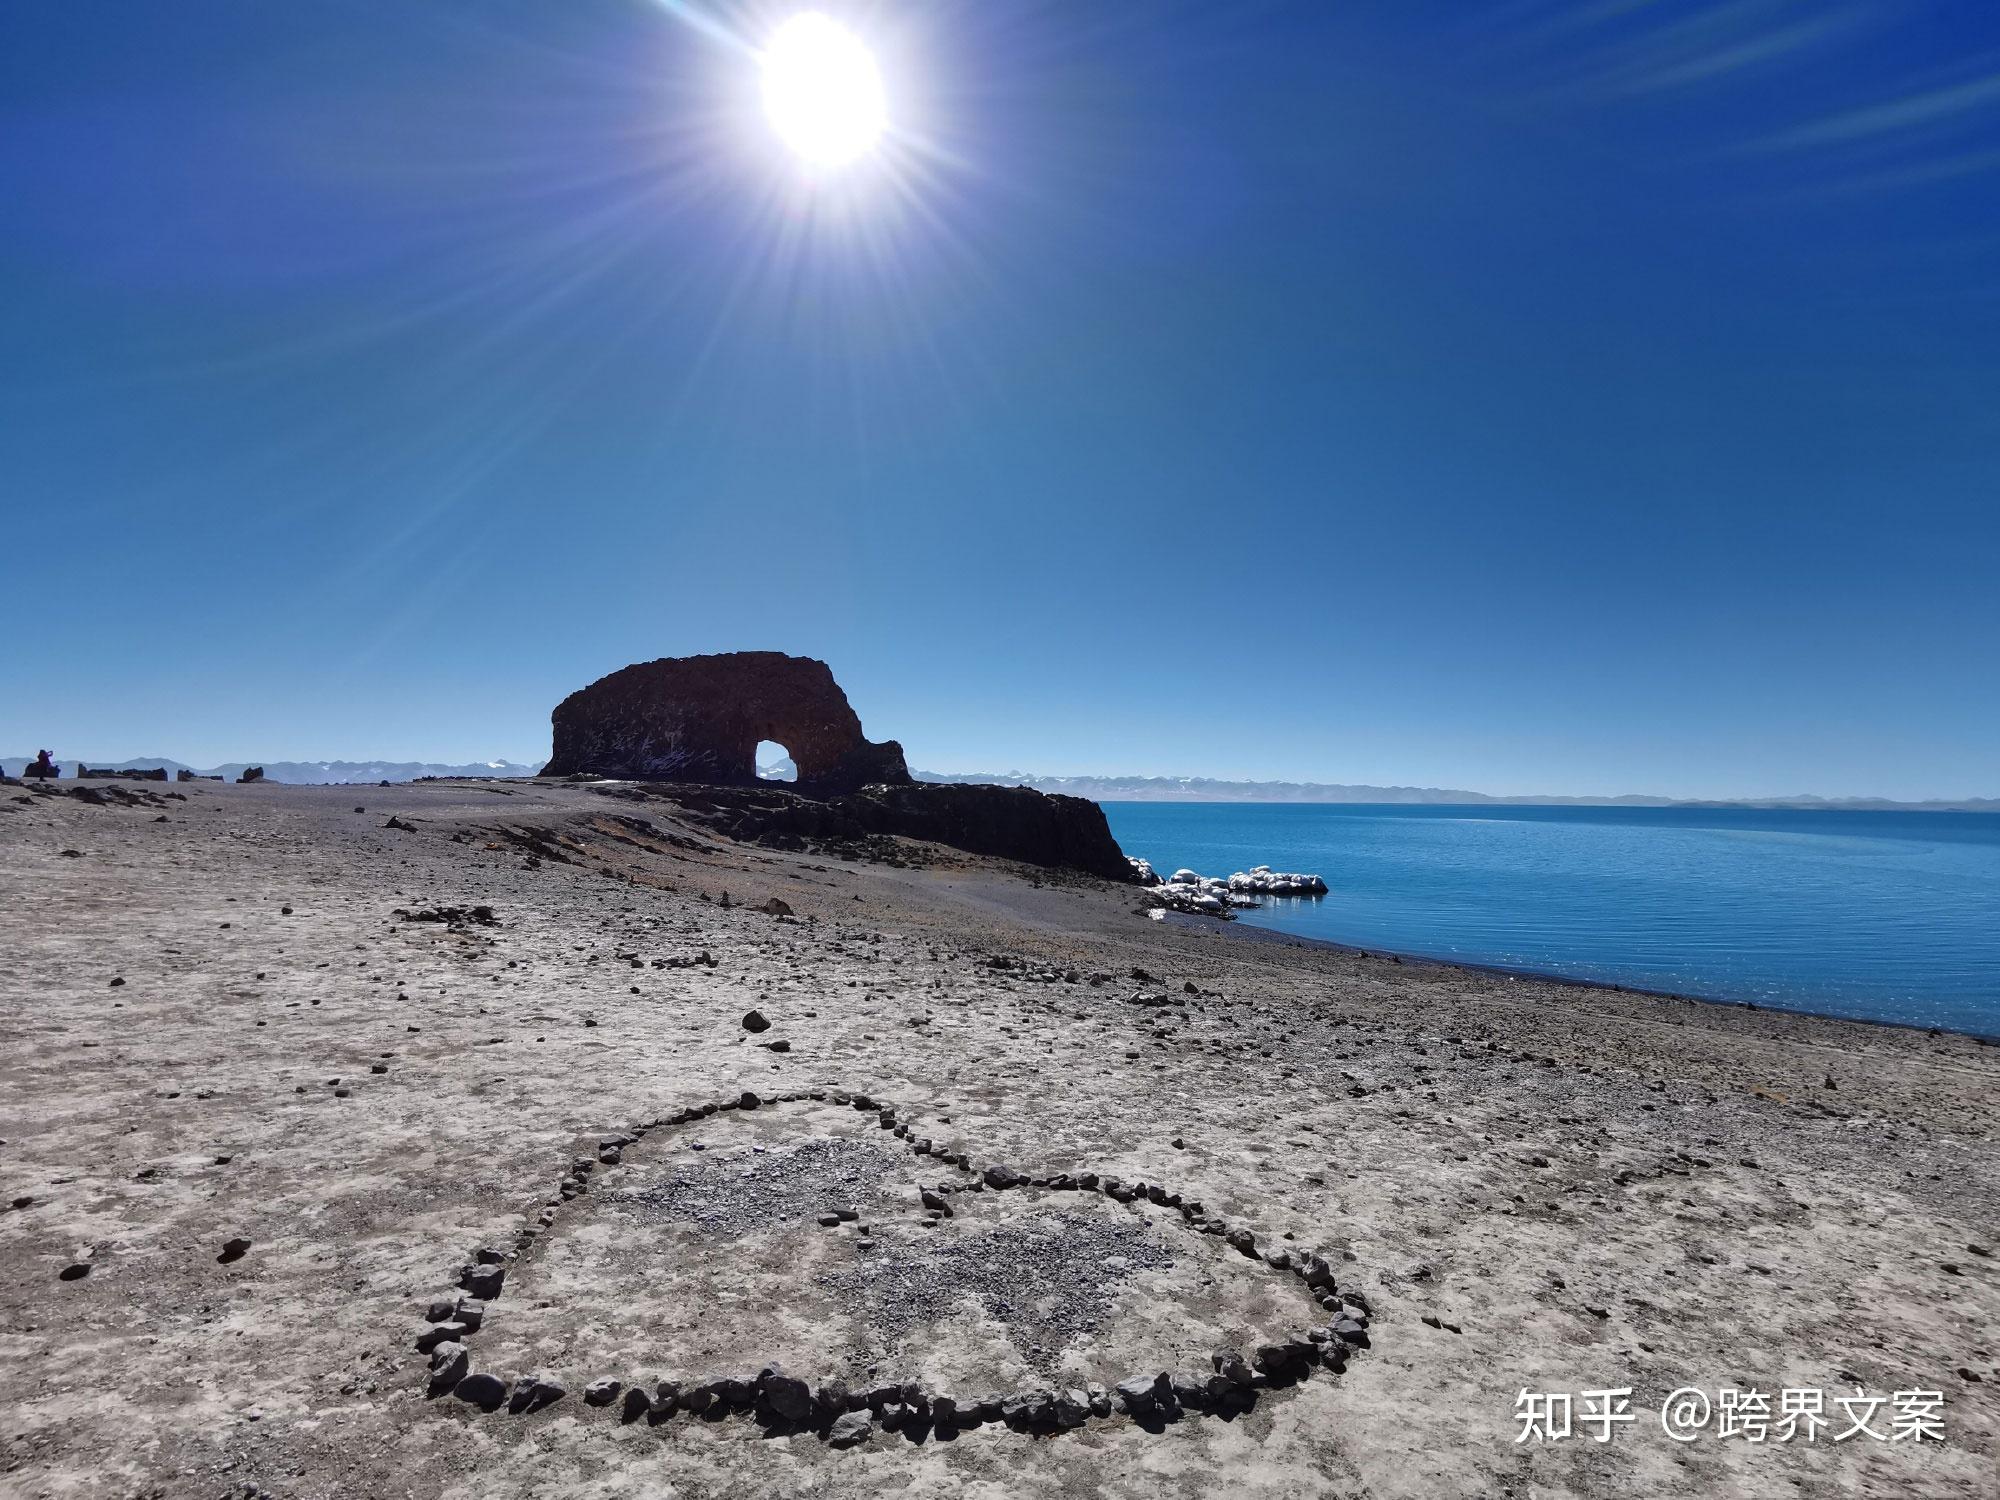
[610,1137,905,1235]
[821,1208,1174,1369]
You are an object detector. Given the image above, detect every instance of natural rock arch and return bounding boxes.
[540,652,912,794]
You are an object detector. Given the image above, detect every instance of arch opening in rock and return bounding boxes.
[755,741,797,783]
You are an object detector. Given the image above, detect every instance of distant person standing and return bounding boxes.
[23,750,57,779]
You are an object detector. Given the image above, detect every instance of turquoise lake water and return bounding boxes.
[1100,803,2000,1037]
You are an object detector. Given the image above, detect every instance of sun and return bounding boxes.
[760,12,887,170]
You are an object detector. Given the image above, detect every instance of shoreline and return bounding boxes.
[1176,910,2000,1046]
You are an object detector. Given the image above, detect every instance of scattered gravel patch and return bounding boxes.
[820,1209,1174,1371]
[609,1138,903,1235]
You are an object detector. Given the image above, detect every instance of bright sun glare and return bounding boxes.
[761,12,886,169]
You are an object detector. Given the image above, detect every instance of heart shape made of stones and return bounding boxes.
[417,1085,1374,1445]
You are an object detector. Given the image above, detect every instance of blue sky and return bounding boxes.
[3,1,1997,798]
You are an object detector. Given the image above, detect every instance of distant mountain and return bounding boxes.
[9,754,1990,810]
[913,770,2000,813]
[2,756,539,784]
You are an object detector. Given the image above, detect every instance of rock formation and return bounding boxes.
[541,653,911,794]
[638,782,1134,882]
[23,751,57,780]
[541,652,1134,880]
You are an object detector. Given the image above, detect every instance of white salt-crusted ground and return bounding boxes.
[1,777,1995,1499]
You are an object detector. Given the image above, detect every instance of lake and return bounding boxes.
[1099,803,2000,1037]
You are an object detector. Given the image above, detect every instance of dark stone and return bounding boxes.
[742,1009,771,1033]
[415,1322,469,1353]
[759,1365,815,1423]
[620,1386,652,1422]
[1114,1377,1156,1414]
[455,1372,508,1411]
[1002,1389,1053,1427]
[460,1264,504,1299]
[1254,1341,1317,1376]
[217,1236,251,1264]
[58,1262,91,1282]
[828,1410,873,1448]
[583,1378,621,1407]
[1212,1351,1255,1386]
[427,1343,469,1396]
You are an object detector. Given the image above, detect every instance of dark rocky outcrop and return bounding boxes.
[543,652,1133,880]
[857,782,1133,881]
[618,781,1134,882]
[541,652,910,793]
[23,751,58,780]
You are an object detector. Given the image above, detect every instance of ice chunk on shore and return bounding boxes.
[1227,868,1328,896]
[1138,861,1327,919]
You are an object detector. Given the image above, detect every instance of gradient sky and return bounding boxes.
[3,1,1997,798]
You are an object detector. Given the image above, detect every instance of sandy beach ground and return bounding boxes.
[2,778,1994,1500]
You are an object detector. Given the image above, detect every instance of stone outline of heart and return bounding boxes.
[418,1086,1374,1444]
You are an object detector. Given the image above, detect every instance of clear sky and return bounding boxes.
[3,1,1997,799]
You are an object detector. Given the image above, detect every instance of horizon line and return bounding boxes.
[6,751,1993,809]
